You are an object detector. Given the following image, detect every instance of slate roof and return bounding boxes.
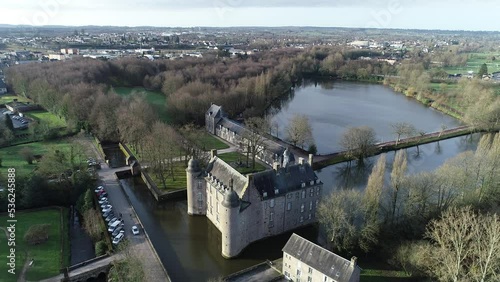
[252,163,320,198]
[206,104,226,119]
[283,234,360,282]
[206,157,247,197]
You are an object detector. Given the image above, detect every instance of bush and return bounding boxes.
[308,144,317,155]
[24,224,51,245]
[95,240,107,256]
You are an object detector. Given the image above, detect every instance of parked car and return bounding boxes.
[112,233,125,245]
[101,204,112,211]
[112,226,124,237]
[98,197,108,204]
[105,216,117,223]
[100,202,111,209]
[102,207,112,214]
[102,210,113,218]
[108,218,118,226]
[108,220,121,233]
[131,225,139,235]
[104,212,115,220]
[97,189,107,196]
[95,187,104,193]
[98,192,108,199]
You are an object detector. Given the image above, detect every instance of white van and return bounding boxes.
[108,220,121,233]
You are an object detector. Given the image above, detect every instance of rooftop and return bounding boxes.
[282,233,360,282]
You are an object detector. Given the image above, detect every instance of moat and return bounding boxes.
[110,81,477,282]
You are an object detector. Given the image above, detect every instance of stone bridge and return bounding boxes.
[39,254,121,282]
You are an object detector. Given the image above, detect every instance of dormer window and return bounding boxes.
[263,192,268,198]
[275,188,279,194]
[310,180,314,186]
[316,179,320,184]
[301,182,306,188]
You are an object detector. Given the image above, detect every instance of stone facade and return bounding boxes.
[186,150,323,258]
[205,104,285,166]
[282,233,361,282]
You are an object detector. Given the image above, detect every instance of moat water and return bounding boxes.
[106,81,478,282]
[269,80,461,154]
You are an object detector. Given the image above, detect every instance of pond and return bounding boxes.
[269,80,461,154]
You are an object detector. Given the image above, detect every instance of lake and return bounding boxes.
[269,80,461,154]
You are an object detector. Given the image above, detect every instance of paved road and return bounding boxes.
[39,255,122,282]
[91,140,171,282]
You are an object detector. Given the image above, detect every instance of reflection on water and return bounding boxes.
[119,177,318,282]
[316,134,480,194]
[269,80,461,154]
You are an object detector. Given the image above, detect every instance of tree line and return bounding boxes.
[318,133,500,281]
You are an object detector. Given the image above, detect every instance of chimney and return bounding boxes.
[272,162,281,171]
[298,157,305,165]
[308,154,314,165]
[211,149,218,159]
[350,256,357,267]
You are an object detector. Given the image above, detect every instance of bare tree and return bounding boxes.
[243,117,269,169]
[83,208,103,241]
[389,150,407,225]
[339,126,378,163]
[470,213,500,282]
[425,207,476,282]
[20,147,35,164]
[317,190,365,253]
[285,114,313,149]
[391,122,416,145]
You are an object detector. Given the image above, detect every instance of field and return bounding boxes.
[26,110,67,128]
[113,87,171,123]
[0,95,31,105]
[149,161,188,190]
[191,131,230,151]
[443,52,500,74]
[218,152,267,174]
[0,208,69,282]
[0,140,74,177]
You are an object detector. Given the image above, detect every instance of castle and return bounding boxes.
[186,148,323,258]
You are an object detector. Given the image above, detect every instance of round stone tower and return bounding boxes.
[186,158,202,215]
[221,180,241,258]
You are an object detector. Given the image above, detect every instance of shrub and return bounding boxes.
[95,240,107,256]
[24,224,51,245]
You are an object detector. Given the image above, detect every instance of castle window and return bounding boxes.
[315,199,319,207]
[270,212,274,222]
[287,193,292,199]
[316,179,320,184]
[308,277,312,282]
[308,214,312,220]
[300,216,304,222]
[270,199,275,208]
[263,192,268,198]
[287,202,292,211]
[301,204,305,213]
[301,182,306,188]
[216,214,219,222]
[301,190,306,199]
[310,180,314,186]
[308,267,313,274]
[297,269,301,276]
[197,180,203,189]
[275,188,279,195]
[316,186,320,195]
[309,201,313,211]
[310,188,314,197]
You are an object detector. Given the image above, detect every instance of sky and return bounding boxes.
[1,0,499,31]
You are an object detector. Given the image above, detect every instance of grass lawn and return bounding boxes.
[0,95,31,105]
[25,110,67,128]
[0,208,69,282]
[443,52,500,74]
[113,87,171,123]
[191,132,230,151]
[359,259,415,282]
[218,152,267,175]
[149,161,188,190]
[0,140,74,177]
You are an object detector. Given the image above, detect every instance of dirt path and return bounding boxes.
[17,255,31,282]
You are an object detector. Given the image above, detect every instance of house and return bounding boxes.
[205,104,285,165]
[186,149,323,258]
[282,233,361,282]
[0,80,7,94]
